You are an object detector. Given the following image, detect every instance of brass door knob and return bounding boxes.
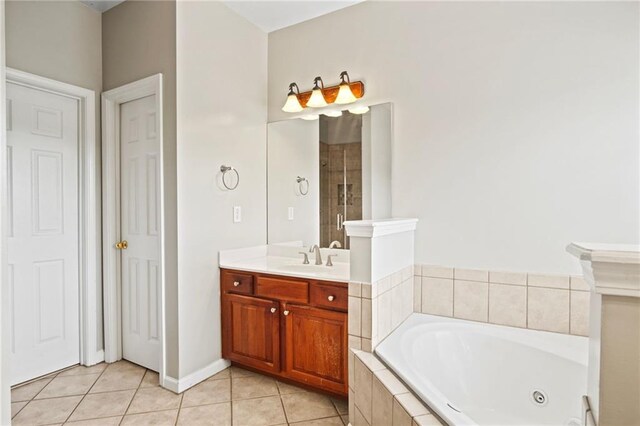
[115,240,128,250]
[270,307,277,314]
[327,295,335,302]
[283,310,290,316]
[233,281,241,287]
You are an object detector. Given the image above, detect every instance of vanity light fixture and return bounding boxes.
[306,77,328,108]
[323,110,343,117]
[281,83,304,113]
[334,71,358,104]
[300,114,319,121]
[348,106,370,115]
[281,71,366,113]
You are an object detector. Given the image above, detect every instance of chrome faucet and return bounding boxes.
[328,240,342,249]
[309,245,323,265]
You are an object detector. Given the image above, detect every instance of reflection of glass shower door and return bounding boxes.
[320,143,362,249]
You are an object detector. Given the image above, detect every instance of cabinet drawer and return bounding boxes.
[221,271,254,295]
[310,283,348,311]
[256,276,309,304]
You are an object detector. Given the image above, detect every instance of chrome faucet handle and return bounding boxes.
[326,255,337,267]
[298,252,310,264]
[312,245,323,265]
[328,240,342,249]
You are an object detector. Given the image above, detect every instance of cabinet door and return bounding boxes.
[222,293,280,373]
[283,304,348,395]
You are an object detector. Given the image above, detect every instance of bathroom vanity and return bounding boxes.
[219,246,349,397]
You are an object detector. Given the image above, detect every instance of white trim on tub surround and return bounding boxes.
[567,242,640,297]
[102,74,166,384]
[345,218,417,284]
[6,68,101,367]
[343,218,418,238]
[163,358,231,394]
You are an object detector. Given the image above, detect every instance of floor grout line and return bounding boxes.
[118,364,148,425]
[174,392,184,425]
[15,364,346,426]
[62,361,110,424]
[229,368,234,426]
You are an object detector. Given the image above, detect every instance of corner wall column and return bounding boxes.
[567,243,640,426]
[345,218,418,352]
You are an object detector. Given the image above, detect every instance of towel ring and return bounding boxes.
[220,165,239,190]
[296,176,309,195]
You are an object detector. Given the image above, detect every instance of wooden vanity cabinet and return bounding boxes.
[221,268,348,397]
[283,304,348,394]
[221,293,280,374]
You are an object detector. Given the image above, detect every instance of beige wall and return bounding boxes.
[5,0,104,351]
[599,295,640,426]
[6,1,102,94]
[102,0,179,378]
[176,1,267,378]
[268,1,640,275]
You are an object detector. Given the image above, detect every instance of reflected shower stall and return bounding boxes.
[319,113,363,249]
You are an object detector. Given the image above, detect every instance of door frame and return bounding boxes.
[101,74,165,381]
[1,6,10,421]
[5,67,101,367]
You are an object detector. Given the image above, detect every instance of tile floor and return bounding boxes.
[11,361,349,426]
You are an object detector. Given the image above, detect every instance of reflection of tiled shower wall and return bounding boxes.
[319,142,362,248]
[320,142,330,246]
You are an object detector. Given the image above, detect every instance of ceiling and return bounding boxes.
[80,0,363,32]
[80,0,125,13]
[222,1,364,33]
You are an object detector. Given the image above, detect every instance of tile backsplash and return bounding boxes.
[348,265,414,353]
[414,265,590,336]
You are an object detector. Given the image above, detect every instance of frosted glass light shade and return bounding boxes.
[348,106,370,115]
[323,110,342,117]
[282,94,304,113]
[300,114,319,121]
[307,88,328,108]
[335,83,357,104]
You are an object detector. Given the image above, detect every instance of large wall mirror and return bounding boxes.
[267,103,393,248]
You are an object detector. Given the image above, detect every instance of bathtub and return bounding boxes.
[375,313,588,426]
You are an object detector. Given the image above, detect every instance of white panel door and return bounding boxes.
[120,95,161,371]
[7,82,80,385]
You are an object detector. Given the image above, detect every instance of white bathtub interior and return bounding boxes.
[375,313,588,426]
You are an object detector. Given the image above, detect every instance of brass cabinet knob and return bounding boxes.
[327,295,335,302]
[115,240,128,250]
[233,281,241,287]
[283,310,290,316]
[270,307,277,314]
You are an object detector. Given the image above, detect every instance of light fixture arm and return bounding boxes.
[339,71,351,85]
[313,76,325,90]
[287,82,300,96]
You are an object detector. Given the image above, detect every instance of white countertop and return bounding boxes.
[219,245,350,283]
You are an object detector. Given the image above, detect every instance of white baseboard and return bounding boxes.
[162,358,231,394]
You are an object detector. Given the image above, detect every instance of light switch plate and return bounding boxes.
[233,206,242,223]
[288,207,294,221]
